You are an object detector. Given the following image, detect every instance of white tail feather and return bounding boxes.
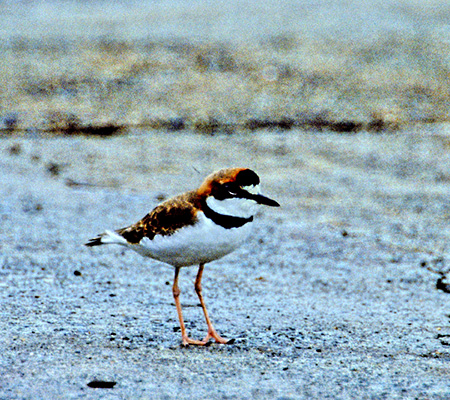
[100,230,129,245]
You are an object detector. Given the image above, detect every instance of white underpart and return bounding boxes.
[205,184,261,219]
[133,212,253,267]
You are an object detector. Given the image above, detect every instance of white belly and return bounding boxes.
[129,212,252,267]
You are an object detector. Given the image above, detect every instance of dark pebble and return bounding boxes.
[87,381,116,389]
[436,277,450,293]
[46,162,61,176]
[8,143,22,155]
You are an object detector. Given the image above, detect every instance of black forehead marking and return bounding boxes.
[235,169,260,186]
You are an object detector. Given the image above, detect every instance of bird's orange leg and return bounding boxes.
[194,263,230,344]
[172,267,205,346]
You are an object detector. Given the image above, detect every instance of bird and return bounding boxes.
[85,167,279,346]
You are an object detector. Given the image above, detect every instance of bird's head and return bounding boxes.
[198,168,279,219]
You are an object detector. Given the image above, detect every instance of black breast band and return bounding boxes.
[202,203,253,229]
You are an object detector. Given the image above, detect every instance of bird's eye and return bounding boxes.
[223,183,237,196]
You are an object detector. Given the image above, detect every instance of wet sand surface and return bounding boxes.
[1,126,450,399]
[2,0,450,398]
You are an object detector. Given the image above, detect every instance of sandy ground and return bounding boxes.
[2,1,450,398]
[1,126,450,399]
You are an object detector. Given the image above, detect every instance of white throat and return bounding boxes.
[206,193,260,220]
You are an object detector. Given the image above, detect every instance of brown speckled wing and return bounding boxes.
[116,191,199,244]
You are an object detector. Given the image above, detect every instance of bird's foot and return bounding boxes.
[202,328,233,345]
[181,335,207,346]
[180,330,234,346]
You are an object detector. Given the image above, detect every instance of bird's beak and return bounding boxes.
[252,193,280,207]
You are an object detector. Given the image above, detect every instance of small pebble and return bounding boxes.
[87,381,116,389]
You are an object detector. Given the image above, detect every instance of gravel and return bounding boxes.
[1,126,450,399]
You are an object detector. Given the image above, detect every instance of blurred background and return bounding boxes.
[2,0,450,134]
